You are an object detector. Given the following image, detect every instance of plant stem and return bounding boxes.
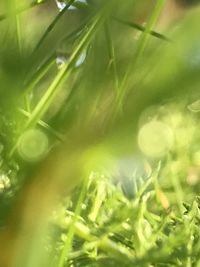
[57,176,88,267]
[18,108,65,141]
[104,21,120,97]
[115,0,167,112]
[23,19,89,97]
[33,0,77,52]
[9,14,103,157]
[114,17,170,42]
[26,15,102,129]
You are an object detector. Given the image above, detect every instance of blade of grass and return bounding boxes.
[13,0,29,112]
[9,13,103,157]
[23,19,90,98]
[25,15,102,129]
[115,0,167,113]
[114,17,170,42]
[23,54,55,103]
[14,0,22,54]
[104,21,120,97]
[18,108,65,141]
[57,175,88,267]
[33,0,77,52]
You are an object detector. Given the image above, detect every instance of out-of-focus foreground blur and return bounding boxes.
[1,1,200,267]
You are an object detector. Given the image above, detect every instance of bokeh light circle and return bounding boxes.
[18,129,49,162]
[138,121,174,158]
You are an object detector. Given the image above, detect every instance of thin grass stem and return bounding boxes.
[57,175,88,267]
[33,0,77,52]
[115,0,167,113]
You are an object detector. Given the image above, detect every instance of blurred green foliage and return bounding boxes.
[0,0,200,266]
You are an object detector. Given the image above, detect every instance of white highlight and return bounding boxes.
[55,0,87,11]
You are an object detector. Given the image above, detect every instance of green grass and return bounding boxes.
[0,0,200,267]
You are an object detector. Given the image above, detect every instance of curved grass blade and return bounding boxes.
[9,13,103,157]
[26,15,102,128]
[115,0,167,113]
[114,17,170,42]
[104,21,120,97]
[33,0,76,52]
[23,18,90,98]
[18,108,65,141]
